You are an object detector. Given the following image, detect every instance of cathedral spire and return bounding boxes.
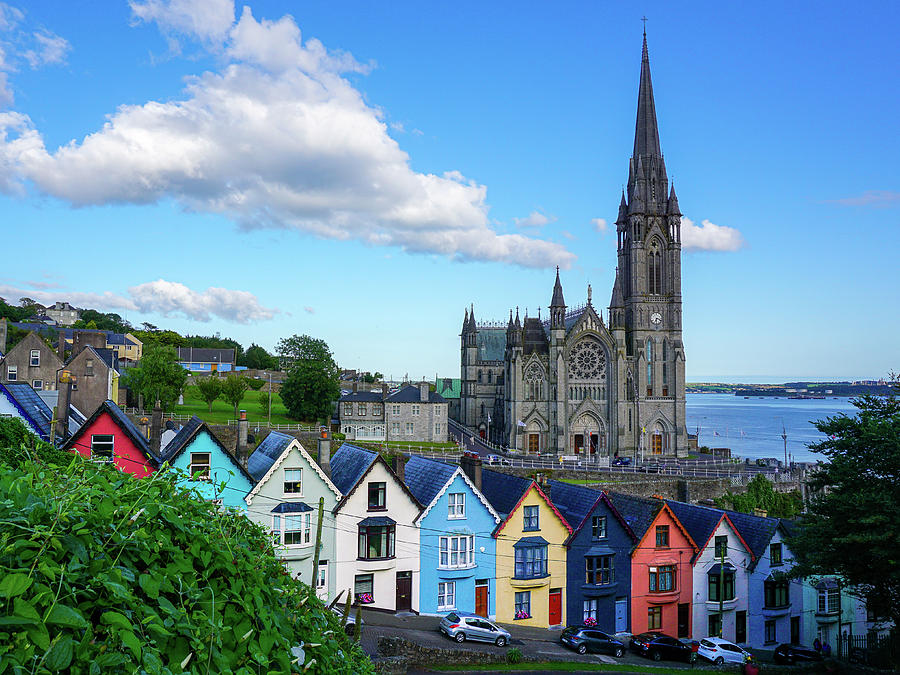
[633,30,662,161]
[550,266,566,308]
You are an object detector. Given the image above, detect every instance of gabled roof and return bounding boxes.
[480,468,532,517]
[493,480,572,538]
[247,431,295,482]
[66,344,118,371]
[0,382,54,441]
[405,455,500,525]
[62,400,158,467]
[159,415,254,484]
[665,500,755,564]
[339,391,383,402]
[724,509,779,563]
[547,482,637,546]
[176,347,235,364]
[607,492,663,539]
[330,443,423,514]
[385,385,446,404]
[245,434,342,505]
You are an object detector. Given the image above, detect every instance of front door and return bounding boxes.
[651,433,663,455]
[396,571,412,612]
[590,433,599,455]
[615,598,628,633]
[677,603,690,638]
[790,616,800,645]
[574,434,584,453]
[475,580,489,618]
[479,428,485,439]
[528,433,539,453]
[735,610,747,644]
[548,589,562,626]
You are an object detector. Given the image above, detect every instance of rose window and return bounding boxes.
[568,338,606,380]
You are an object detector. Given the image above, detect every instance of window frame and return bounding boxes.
[7,365,17,381]
[648,606,662,630]
[591,515,607,540]
[189,452,211,481]
[764,579,789,609]
[585,555,615,585]
[583,598,599,623]
[817,588,840,614]
[514,544,548,579]
[342,403,353,416]
[764,619,776,644]
[316,561,328,590]
[280,513,312,547]
[522,505,539,531]
[514,591,531,619]
[90,434,115,463]
[283,467,303,495]
[358,524,396,560]
[708,570,736,602]
[367,482,386,511]
[439,535,475,569]
[354,573,374,604]
[655,525,670,547]
[437,581,456,610]
[714,535,728,559]
[649,564,676,592]
[32,379,43,390]
[769,542,783,566]
[30,349,40,367]
[447,492,465,519]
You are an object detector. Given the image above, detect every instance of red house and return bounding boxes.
[62,400,158,477]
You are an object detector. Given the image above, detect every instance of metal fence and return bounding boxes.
[225,420,318,433]
[836,632,896,667]
[122,408,194,423]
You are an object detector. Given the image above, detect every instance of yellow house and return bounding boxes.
[491,479,572,628]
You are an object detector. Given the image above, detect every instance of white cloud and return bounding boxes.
[591,217,607,233]
[828,190,900,207]
[0,3,23,31]
[24,30,70,68]
[680,216,745,252]
[514,211,555,229]
[129,0,235,45]
[0,8,574,269]
[0,284,135,311]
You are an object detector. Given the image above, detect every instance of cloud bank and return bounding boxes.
[680,217,745,252]
[0,2,575,269]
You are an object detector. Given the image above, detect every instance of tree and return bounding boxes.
[241,343,279,370]
[195,376,223,413]
[278,335,340,422]
[714,473,802,518]
[220,374,250,420]
[788,394,900,640]
[258,389,272,416]
[122,343,188,410]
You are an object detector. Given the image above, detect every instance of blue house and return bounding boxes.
[160,416,255,509]
[548,481,638,632]
[405,455,501,618]
[0,382,55,442]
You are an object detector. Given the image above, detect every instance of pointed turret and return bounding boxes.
[515,306,521,329]
[461,307,469,332]
[550,267,566,307]
[667,183,681,215]
[617,191,627,220]
[549,267,566,328]
[467,303,476,332]
[633,31,662,161]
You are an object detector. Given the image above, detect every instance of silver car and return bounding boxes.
[439,612,511,647]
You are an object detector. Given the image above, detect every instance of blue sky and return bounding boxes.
[0,0,897,381]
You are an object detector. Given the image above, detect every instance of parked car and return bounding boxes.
[439,612,511,647]
[560,626,626,657]
[612,456,632,466]
[329,605,362,636]
[629,632,697,663]
[485,454,511,466]
[697,637,753,665]
[639,463,662,473]
[773,644,824,665]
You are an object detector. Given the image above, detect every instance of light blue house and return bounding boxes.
[404,455,500,618]
[160,416,255,509]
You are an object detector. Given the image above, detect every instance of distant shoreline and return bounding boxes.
[686,382,893,397]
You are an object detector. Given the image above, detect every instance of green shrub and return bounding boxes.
[0,458,373,674]
[247,378,266,391]
[332,432,346,441]
[506,647,523,664]
[0,417,75,469]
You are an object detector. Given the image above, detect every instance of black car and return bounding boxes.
[773,644,824,665]
[630,632,697,663]
[560,626,625,657]
[612,457,632,466]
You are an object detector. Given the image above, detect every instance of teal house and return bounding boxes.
[160,416,255,509]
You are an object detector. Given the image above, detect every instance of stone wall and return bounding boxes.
[376,636,525,670]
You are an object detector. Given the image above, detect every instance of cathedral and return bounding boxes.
[458,33,687,460]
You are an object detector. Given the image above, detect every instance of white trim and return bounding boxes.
[245,438,342,505]
[415,466,501,525]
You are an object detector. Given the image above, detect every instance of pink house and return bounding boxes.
[63,400,158,477]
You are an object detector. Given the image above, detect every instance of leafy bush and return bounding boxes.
[247,378,266,391]
[0,457,373,674]
[506,647,523,664]
[0,417,75,470]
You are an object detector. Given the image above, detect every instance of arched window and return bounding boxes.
[648,240,663,295]
[480,403,485,417]
[487,370,492,383]
[525,363,543,401]
[662,340,669,396]
[646,339,654,397]
[477,370,482,383]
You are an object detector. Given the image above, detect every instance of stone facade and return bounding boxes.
[0,331,63,392]
[45,302,80,326]
[63,346,123,414]
[339,382,448,443]
[459,34,687,460]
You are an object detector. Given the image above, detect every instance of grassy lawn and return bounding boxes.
[431,663,680,673]
[175,384,305,426]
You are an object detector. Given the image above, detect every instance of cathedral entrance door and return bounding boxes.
[651,433,663,455]
[479,429,485,440]
[589,433,599,455]
[573,434,584,454]
[528,434,539,453]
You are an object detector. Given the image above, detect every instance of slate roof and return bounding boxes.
[385,385,446,404]
[607,492,663,539]
[359,515,395,527]
[160,416,204,461]
[523,318,549,355]
[63,400,157,465]
[339,391,383,402]
[475,328,506,362]
[404,455,458,509]
[545,480,601,530]
[665,500,728,559]
[1,383,54,440]
[272,502,313,514]
[329,443,378,496]
[480,468,531,517]
[247,431,296,482]
[724,509,779,561]
[176,347,235,364]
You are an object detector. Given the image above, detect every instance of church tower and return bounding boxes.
[610,30,687,458]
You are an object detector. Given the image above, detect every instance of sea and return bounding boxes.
[685,393,859,464]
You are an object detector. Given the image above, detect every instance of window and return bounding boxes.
[435,423,442,435]
[189,452,211,481]
[283,514,311,545]
[477,370,482,383]
[434,406,442,417]
[342,403,352,416]
[708,613,721,637]
[354,574,374,604]
[818,588,840,614]
[523,505,539,531]
[655,525,669,547]
[447,492,465,519]
[316,561,328,590]
[391,422,400,435]
[514,545,547,579]
[85,359,94,376]
[358,524,395,559]
[765,620,776,644]
[372,404,382,416]
[714,535,728,559]
[90,434,114,462]
[592,515,607,540]
[412,404,420,416]
[646,339,653,396]
[438,582,456,610]
[367,482,386,510]
[583,599,598,623]
[357,403,367,416]
[649,565,676,592]
[7,365,17,381]
[770,542,783,566]
[764,580,789,608]
[283,468,303,494]
[586,556,614,585]
[487,370,492,383]
[648,606,662,630]
[32,380,43,390]
[708,571,735,601]
[648,240,662,295]
[391,405,401,415]
[405,422,414,435]
[30,350,40,367]
[439,535,475,568]
[514,591,531,619]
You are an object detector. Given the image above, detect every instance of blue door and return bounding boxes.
[615,598,628,633]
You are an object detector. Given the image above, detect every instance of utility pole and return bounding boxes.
[718,538,725,637]
[311,496,325,594]
[267,372,272,427]
[50,405,58,445]
[781,422,788,470]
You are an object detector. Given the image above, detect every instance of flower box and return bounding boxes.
[355,593,374,604]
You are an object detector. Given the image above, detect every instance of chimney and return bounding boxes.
[459,453,483,492]
[753,508,768,518]
[389,453,406,483]
[352,381,358,393]
[150,400,162,458]
[419,381,429,402]
[139,416,150,442]
[317,426,332,478]
[57,332,66,362]
[236,410,249,465]
[536,473,551,501]
[0,317,7,355]
[382,382,388,397]
[57,371,73,438]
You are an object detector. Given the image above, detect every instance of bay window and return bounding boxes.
[439,535,475,569]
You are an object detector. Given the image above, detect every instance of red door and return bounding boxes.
[475,581,488,617]
[549,589,562,626]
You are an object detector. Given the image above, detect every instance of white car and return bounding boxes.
[697,637,753,665]
[484,454,510,466]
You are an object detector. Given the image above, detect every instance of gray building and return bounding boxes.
[459,33,687,460]
[0,331,64,392]
[339,382,448,443]
[45,302,81,326]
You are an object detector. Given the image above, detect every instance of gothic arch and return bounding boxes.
[565,334,609,382]
[647,237,663,295]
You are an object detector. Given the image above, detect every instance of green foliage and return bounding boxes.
[221,374,251,420]
[240,344,279,371]
[194,376,224,413]
[122,343,188,410]
[0,417,74,469]
[132,329,189,348]
[257,389,272,415]
[788,395,900,636]
[506,648,523,664]
[72,309,133,333]
[278,335,340,423]
[714,473,802,518]
[247,378,266,391]
[0,458,374,674]
[0,297,37,322]
[2,323,29,352]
